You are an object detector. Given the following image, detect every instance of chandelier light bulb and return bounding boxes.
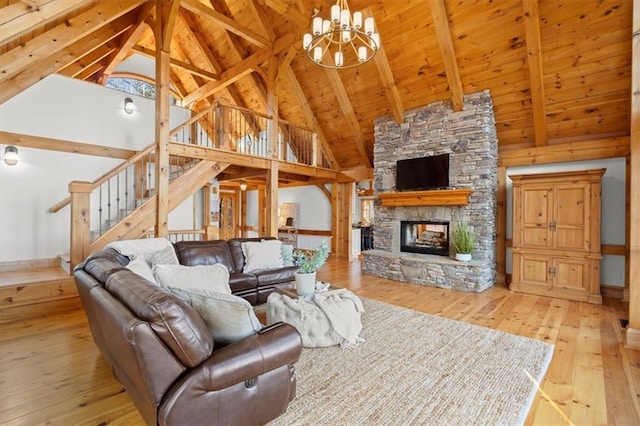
[353,11,362,29]
[358,46,367,62]
[313,17,322,35]
[314,46,323,62]
[322,19,331,34]
[303,33,312,50]
[331,5,340,23]
[335,51,344,67]
[342,30,351,42]
[340,9,350,29]
[371,33,380,50]
[364,17,374,35]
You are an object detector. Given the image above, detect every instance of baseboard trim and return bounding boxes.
[600,284,625,300]
[0,258,59,272]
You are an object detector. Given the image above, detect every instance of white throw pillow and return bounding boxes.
[153,264,231,294]
[125,256,158,285]
[106,238,173,263]
[150,245,179,268]
[242,240,284,273]
[167,287,263,345]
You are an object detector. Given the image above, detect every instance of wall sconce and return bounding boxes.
[3,145,19,166]
[239,181,247,191]
[124,97,135,114]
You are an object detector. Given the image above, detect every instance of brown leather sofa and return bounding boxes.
[74,247,303,426]
[174,237,298,305]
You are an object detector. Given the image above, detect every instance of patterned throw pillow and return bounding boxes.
[150,245,179,268]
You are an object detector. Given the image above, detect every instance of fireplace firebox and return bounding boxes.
[400,220,449,256]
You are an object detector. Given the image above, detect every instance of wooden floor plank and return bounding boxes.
[0,257,638,425]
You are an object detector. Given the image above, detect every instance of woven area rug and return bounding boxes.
[270,297,554,426]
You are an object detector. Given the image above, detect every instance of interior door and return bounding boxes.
[219,192,237,240]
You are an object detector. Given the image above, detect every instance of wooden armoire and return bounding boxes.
[510,169,605,304]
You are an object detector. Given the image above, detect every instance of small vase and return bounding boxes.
[295,272,317,296]
[455,253,472,262]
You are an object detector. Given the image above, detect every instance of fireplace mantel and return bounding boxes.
[378,188,472,207]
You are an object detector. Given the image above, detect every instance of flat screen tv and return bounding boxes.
[396,153,449,191]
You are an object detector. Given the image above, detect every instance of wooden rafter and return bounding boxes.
[283,66,338,168]
[0,0,146,84]
[522,0,548,147]
[254,0,308,28]
[373,43,404,124]
[133,45,220,80]
[324,65,371,167]
[0,0,92,47]
[99,1,155,83]
[59,44,117,78]
[181,0,271,49]
[428,0,464,111]
[182,32,295,105]
[0,12,137,104]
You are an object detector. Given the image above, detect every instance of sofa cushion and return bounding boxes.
[153,264,231,294]
[228,237,277,272]
[174,240,238,273]
[104,269,214,367]
[229,272,258,293]
[106,238,173,263]
[253,266,298,286]
[126,256,158,285]
[241,240,284,273]
[167,287,263,346]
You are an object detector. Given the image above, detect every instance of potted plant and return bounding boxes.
[451,221,476,261]
[288,241,330,296]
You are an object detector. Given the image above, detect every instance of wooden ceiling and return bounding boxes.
[0,0,632,171]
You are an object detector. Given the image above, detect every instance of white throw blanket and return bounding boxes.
[312,289,365,348]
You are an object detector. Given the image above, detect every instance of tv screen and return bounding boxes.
[396,153,449,191]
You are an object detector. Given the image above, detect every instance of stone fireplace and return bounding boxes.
[362,90,498,292]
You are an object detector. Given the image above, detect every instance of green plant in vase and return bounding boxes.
[451,221,476,261]
[284,241,329,295]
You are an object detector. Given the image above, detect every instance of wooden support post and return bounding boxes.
[258,186,266,236]
[265,162,279,237]
[496,166,507,285]
[331,182,353,259]
[69,181,93,271]
[312,133,319,167]
[626,0,640,350]
[266,56,279,159]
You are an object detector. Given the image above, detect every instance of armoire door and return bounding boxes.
[518,184,553,249]
[553,183,590,252]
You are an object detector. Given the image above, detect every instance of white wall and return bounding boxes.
[244,185,333,249]
[505,158,626,287]
[0,74,193,262]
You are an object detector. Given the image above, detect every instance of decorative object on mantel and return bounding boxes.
[451,220,476,261]
[285,241,330,296]
[378,188,472,207]
[302,0,380,69]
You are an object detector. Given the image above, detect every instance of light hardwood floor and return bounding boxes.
[1,257,638,425]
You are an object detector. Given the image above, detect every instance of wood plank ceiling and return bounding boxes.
[0,0,632,172]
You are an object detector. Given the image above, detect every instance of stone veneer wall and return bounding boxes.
[362,90,498,292]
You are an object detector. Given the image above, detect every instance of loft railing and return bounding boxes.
[170,99,331,168]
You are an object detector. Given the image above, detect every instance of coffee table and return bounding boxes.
[273,282,340,299]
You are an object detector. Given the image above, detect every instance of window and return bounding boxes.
[106,76,179,105]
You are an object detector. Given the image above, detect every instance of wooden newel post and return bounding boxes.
[69,181,93,271]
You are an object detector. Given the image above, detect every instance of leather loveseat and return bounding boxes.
[174,237,298,305]
[74,247,303,426]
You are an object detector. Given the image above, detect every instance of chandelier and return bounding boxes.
[302,0,380,69]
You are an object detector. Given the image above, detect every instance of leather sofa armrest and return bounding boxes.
[197,322,302,391]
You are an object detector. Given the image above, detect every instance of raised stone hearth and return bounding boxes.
[362,90,498,292]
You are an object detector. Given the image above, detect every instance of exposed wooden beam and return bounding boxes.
[316,184,331,201]
[522,0,548,147]
[626,0,640,350]
[373,43,404,124]
[283,66,338,168]
[0,13,136,104]
[59,44,116,78]
[0,131,136,159]
[428,0,464,111]
[255,0,308,28]
[0,0,92,47]
[133,45,220,80]
[182,32,295,105]
[324,65,372,167]
[99,2,155,82]
[161,0,181,49]
[181,0,271,49]
[0,0,146,84]
[498,136,630,167]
